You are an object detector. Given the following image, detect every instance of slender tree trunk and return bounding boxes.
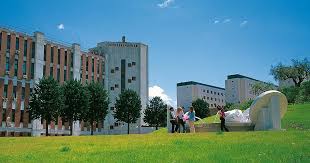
[156,125,158,130]
[127,122,130,134]
[70,120,73,136]
[91,120,94,135]
[127,107,130,134]
[45,120,48,136]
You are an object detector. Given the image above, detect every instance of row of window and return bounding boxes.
[4,55,34,78]
[110,62,136,74]
[1,109,31,123]
[108,43,139,48]
[0,33,35,58]
[202,96,224,103]
[43,45,73,67]
[110,76,136,91]
[2,85,32,100]
[202,89,224,96]
[43,66,73,82]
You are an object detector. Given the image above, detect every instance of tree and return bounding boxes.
[192,99,209,118]
[84,82,109,135]
[271,58,310,87]
[61,80,89,135]
[29,77,64,136]
[251,82,275,95]
[296,81,310,103]
[114,89,142,134]
[279,86,300,104]
[144,97,167,130]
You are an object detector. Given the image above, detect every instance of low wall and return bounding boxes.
[195,123,254,132]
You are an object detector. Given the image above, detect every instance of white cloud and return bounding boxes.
[214,20,220,24]
[57,24,64,30]
[149,85,176,107]
[157,0,175,8]
[223,19,231,23]
[240,20,248,27]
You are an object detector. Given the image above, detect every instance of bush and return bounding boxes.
[225,99,253,111]
[296,81,310,103]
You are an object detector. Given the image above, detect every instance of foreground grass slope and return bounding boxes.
[0,104,309,162]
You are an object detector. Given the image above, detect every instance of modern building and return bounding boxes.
[225,74,277,104]
[90,36,148,134]
[0,27,149,136]
[177,81,225,112]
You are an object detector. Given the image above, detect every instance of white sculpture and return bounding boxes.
[249,90,288,131]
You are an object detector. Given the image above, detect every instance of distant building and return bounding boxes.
[91,36,148,134]
[225,74,277,104]
[177,81,225,111]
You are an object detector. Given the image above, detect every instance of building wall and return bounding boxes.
[0,28,105,136]
[95,39,148,133]
[177,82,225,112]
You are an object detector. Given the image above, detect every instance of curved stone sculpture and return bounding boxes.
[249,90,288,131]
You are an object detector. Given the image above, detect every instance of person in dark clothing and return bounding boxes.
[175,107,185,133]
[169,107,177,133]
[217,106,229,132]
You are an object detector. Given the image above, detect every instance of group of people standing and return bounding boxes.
[169,105,230,133]
[169,106,196,133]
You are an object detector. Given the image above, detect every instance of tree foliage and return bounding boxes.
[225,99,253,111]
[279,86,300,104]
[114,89,142,134]
[144,96,167,130]
[251,82,276,95]
[29,77,64,136]
[192,98,210,118]
[270,58,310,87]
[296,81,310,103]
[61,80,89,135]
[84,82,109,135]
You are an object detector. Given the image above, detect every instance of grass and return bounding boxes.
[0,104,309,162]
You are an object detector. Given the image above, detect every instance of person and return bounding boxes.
[188,106,196,133]
[217,106,229,132]
[169,107,177,133]
[175,107,185,133]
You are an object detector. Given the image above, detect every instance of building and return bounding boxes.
[90,36,148,134]
[177,81,225,112]
[225,74,277,104]
[0,27,149,136]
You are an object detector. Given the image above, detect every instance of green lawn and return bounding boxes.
[0,104,309,162]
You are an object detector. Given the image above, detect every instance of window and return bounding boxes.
[24,40,27,57]
[43,66,46,76]
[207,90,209,93]
[22,87,25,100]
[65,51,67,65]
[64,70,66,81]
[110,87,114,90]
[128,79,132,83]
[111,69,114,73]
[203,90,205,92]
[115,67,119,71]
[22,61,26,75]
[132,76,136,81]
[214,92,216,95]
[57,49,60,65]
[5,56,9,71]
[121,59,126,91]
[110,107,115,111]
[31,42,35,58]
[221,93,223,96]
[16,37,19,50]
[207,97,209,100]
[44,45,46,61]
[92,58,94,72]
[211,97,213,101]
[50,67,53,77]
[211,104,213,107]
[14,58,18,76]
[132,62,136,66]
[215,98,217,101]
[4,85,8,98]
[114,122,119,127]
[214,104,217,107]
[57,69,60,81]
[211,91,213,94]
[218,93,220,95]
[203,96,206,99]
[71,52,73,67]
[7,35,11,50]
[13,86,17,98]
[51,47,54,63]
[115,84,119,88]
[70,71,73,80]
[86,58,89,71]
[110,125,114,130]
[128,63,132,67]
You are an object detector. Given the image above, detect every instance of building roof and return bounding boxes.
[177,81,225,90]
[227,74,279,87]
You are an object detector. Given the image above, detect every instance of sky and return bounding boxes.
[1,0,310,106]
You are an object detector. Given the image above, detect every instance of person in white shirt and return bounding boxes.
[169,107,177,133]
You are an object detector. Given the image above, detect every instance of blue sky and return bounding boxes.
[1,0,310,105]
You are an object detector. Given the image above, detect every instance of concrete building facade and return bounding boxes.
[0,27,150,136]
[177,81,225,112]
[225,74,277,104]
[91,36,148,134]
